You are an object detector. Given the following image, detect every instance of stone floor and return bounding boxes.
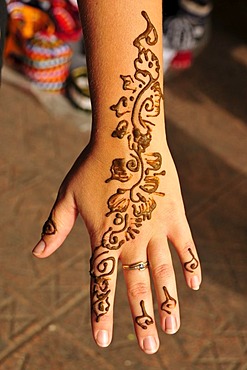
[0,6,247,370]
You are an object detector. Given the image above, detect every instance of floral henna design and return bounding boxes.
[135,300,154,330]
[161,286,177,315]
[184,248,199,273]
[91,11,166,322]
[105,159,132,183]
[41,216,57,237]
[111,120,128,139]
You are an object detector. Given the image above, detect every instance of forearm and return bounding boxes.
[77,0,165,149]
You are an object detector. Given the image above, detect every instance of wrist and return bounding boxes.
[90,115,167,155]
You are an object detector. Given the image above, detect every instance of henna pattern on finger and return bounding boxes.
[184,248,199,273]
[161,286,177,315]
[135,300,154,329]
[90,11,166,322]
[90,248,116,321]
[41,216,57,237]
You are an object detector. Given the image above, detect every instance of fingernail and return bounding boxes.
[190,275,200,290]
[96,330,109,347]
[164,315,177,334]
[143,336,158,354]
[32,240,46,255]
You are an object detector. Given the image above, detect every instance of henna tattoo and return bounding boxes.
[110,96,130,117]
[106,190,130,216]
[120,75,137,93]
[135,300,154,329]
[161,286,177,315]
[184,248,199,273]
[90,249,116,322]
[90,11,166,322]
[111,120,129,139]
[41,216,56,237]
[126,153,140,172]
[106,159,132,183]
[144,152,162,175]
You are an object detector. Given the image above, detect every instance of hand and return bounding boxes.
[32,138,202,355]
[33,8,201,355]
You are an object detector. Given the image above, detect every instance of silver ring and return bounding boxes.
[122,261,149,271]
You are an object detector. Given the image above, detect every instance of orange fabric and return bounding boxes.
[5,4,54,59]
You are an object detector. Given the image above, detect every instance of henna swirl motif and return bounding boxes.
[135,300,154,330]
[41,216,56,237]
[161,286,177,315]
[184,248,199,273]
[91,11,166,322]
[90,249,116,321]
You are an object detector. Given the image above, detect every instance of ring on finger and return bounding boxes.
[122,261,149,271]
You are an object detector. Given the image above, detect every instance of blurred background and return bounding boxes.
[0,0,247,369]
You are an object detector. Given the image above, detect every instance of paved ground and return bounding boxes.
[0,5,247,370]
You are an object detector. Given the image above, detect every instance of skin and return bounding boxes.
[33,1,202,355]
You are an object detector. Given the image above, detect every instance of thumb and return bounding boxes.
[32,190,78,258]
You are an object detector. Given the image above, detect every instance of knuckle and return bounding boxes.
[165,198,184,219]
[152,263,173,280]
[128,282,149,299]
